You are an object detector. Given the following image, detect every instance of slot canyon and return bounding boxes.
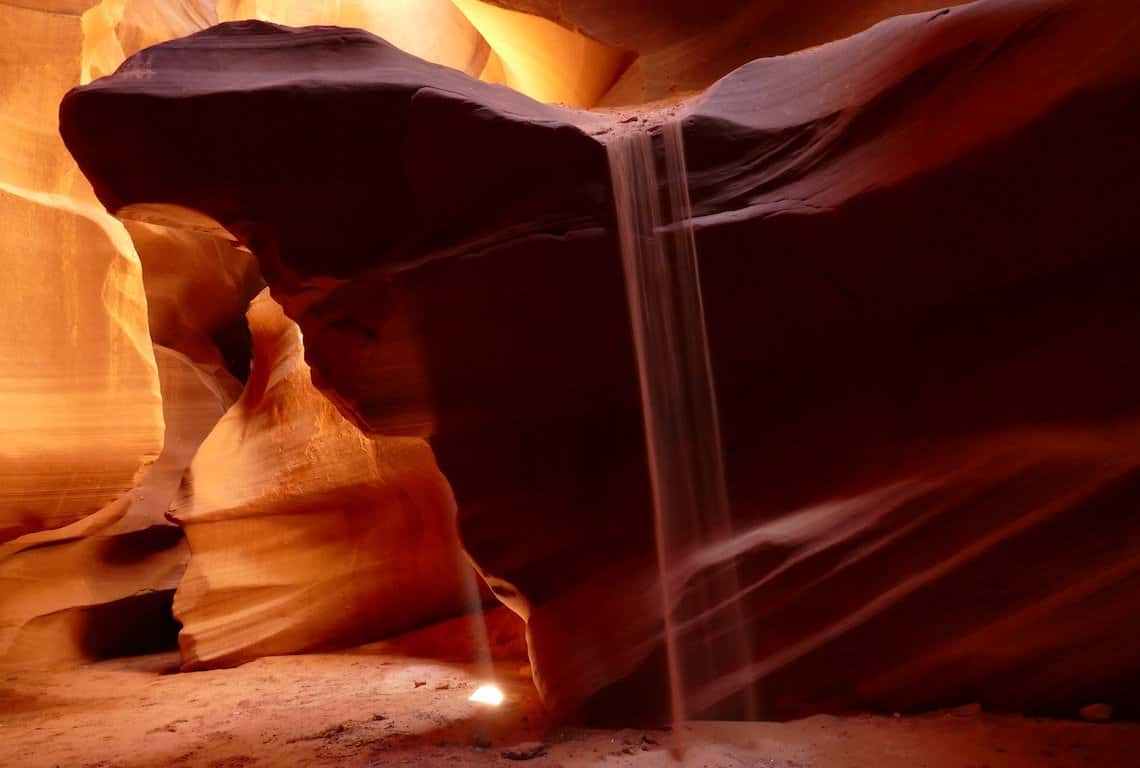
[2,0,1140,765]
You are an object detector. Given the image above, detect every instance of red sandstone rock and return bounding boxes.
[0,184,164,543]
[126,219,263,376]
[478,0,977,104]
[0,347,235,668]
[61,0,1140,719]
[169,291,478,670]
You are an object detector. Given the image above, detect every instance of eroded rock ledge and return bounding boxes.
[63,0,1140,719]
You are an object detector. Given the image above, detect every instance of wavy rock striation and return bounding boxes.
[0,183,164,542]
[0,346,234,668]
[63,0,1140,717]
[170,290,476,670]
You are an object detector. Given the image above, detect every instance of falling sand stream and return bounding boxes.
[608,122,758,754]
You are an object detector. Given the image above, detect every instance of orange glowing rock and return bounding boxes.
[80,0,221,85]
[471,0,976,105]
[0,347,235,668]
[452,0,630,107]
[170,291,475,670]
[125,218,263,372]
[218,0,493,78]
[0,183,164,543]
[0,1,222,544]
[0,1,95,197]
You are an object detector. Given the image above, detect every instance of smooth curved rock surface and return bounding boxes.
[126,219,263,376]
[0,182,164,543]
[0,346,234,668]
[1,0,103,197]
[63,0,1140,718]
[451,0,630,108]
[0,0,223,543]
[218,0,493,79]
[480,0,977,104]
[170,290,476,670]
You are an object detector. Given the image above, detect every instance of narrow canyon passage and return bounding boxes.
[2,0,1140,766]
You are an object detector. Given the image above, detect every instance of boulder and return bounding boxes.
[61,0,1140,718]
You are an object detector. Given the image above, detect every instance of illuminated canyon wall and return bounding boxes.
[0,0,506,669]
[172,291,473,670]
[3,0,1140,726]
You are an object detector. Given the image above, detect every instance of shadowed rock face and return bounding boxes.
[63,0,1140,720]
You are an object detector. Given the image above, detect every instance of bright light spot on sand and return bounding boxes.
[469,684,504,706]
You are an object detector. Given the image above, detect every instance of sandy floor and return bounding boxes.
[2,616,1138,767]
